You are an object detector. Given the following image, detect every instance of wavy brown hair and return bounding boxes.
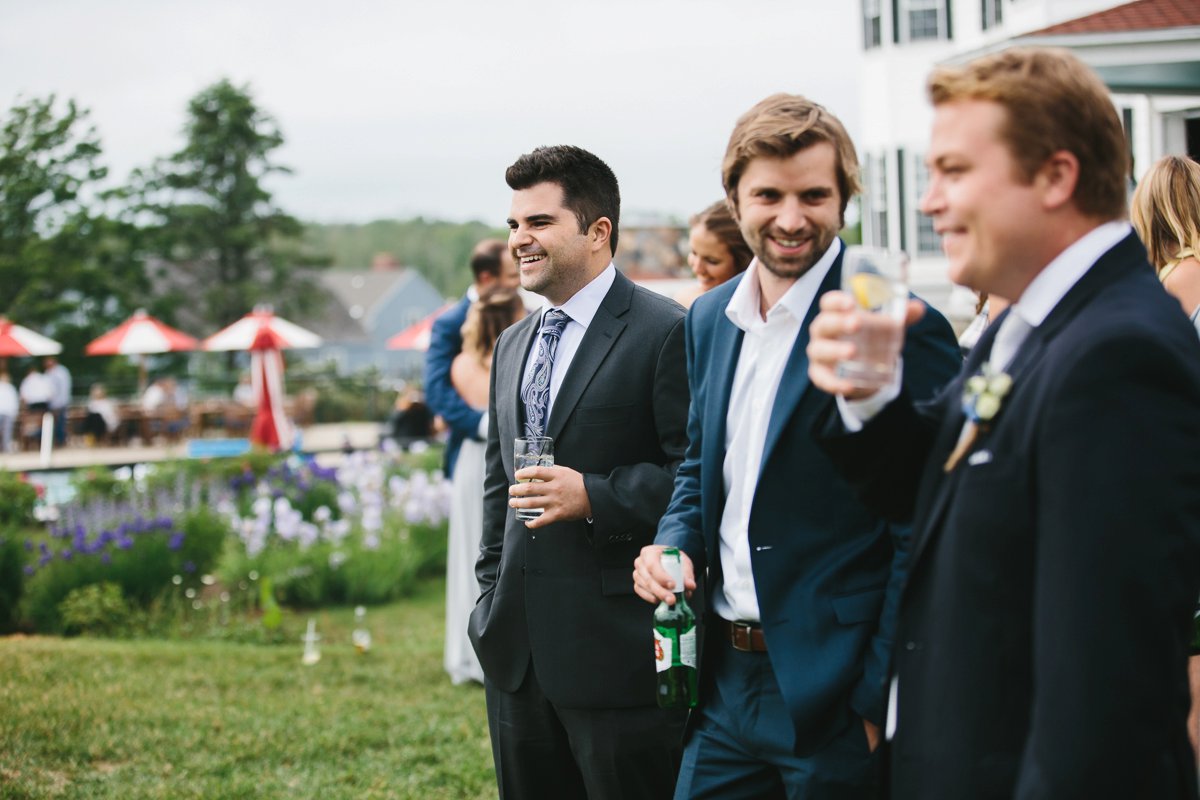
[461,288,525,365]
[1132,155,1200,273]
[690,200,754,276]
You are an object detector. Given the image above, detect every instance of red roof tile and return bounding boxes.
[1031,0,1200,36]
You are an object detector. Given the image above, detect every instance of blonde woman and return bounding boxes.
[1132,155,1200,326]
[444,287,526,685]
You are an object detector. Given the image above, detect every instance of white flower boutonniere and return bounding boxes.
[943,362,1013,472]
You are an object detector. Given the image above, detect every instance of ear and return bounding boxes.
[589,217,612,254]
[1036,150,1080,211]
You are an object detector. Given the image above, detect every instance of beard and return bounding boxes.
[752,224,837,280]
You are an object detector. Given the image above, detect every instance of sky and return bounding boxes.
[1,0,861,226]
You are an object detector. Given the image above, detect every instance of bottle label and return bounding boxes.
[679,628,697,668]
[654,630,672,673]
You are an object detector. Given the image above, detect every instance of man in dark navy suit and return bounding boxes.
[423,238,519,478]
[808,48,1200,799]
[634,94,960,798]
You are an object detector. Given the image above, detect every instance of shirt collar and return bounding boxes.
[466,284,480,302]
[538,262,616,329]
[1010,221,1131,328]
[725,238,841,331]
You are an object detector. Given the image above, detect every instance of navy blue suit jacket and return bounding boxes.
[424,294,483,477]
[820,233,1200,799]
[656,247,960,753]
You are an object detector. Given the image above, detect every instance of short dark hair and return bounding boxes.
[505,145,621,255]
[470,239,507,280]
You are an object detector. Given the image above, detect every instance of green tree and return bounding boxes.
[128,79,324,331]
[0,95,148,380]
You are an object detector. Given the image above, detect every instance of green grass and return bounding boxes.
[0,578,495,799]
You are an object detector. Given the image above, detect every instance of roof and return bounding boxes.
[318,269,420,325]
[1031,0,1200,36]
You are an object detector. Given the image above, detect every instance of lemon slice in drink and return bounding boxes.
[848,273,893,311]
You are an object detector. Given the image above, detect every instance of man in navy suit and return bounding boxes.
[424,238,519,478]
[808,48,1200,798]
[633,94,960,797]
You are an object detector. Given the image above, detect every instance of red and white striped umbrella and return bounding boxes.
[202,308,322,353]
[203,307,322,451]
[85,310,199,355]
[386,303,454,351]
[0,318,62,357]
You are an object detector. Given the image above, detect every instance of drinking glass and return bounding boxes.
[837,246,909,390]
[514,436,554,520]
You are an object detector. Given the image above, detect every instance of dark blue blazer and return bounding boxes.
[821,232,1200,798]
[656,245,960,753]
[423,294,483,477]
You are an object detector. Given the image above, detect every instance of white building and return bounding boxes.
[857,0,1200,320]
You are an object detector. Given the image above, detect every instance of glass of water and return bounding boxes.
[514,436,554,521]
[837,246,909,390]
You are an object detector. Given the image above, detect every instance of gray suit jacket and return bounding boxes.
[469,270,689,709]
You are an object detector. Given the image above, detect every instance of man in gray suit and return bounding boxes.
[469,145,690,800]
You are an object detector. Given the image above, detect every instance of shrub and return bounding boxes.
[58,581,132,636]
[0,473,37,527]
[0,533,24,633]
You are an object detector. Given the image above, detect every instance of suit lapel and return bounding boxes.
[498,311,541,447]
[544,273,631,441]
[757,255,842,475]
[909,232,1147,567]
[702,308,743,536]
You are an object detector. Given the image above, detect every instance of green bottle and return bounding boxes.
[654,547,698,709]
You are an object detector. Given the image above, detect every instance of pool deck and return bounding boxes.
[0,422,387,473]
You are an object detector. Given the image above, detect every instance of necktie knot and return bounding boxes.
[540,309,570,338]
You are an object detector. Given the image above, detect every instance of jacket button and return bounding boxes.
[905,641,918,651]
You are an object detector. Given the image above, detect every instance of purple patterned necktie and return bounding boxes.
[521,309,571,438]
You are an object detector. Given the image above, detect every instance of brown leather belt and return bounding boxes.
[719,618,767,653]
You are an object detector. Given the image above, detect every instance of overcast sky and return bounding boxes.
[1,0,861,226]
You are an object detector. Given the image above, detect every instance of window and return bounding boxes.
[981,0,1002,30]
[863,153,890,249]
[911,155,941,256]
[863,0,883,49]
[897,0,949,43]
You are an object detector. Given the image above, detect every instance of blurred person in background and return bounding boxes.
[82,383,121,445]
[444,287,526,686]
[43,355,71,446]
[0,371,17,452]
[675,200,754,308]
[19,364,51,413]
[1132,155,1200,328]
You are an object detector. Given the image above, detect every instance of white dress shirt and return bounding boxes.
[520,263,617,422]
[714,240,841,622]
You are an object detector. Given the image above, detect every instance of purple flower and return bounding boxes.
[182,560,196,573]
[60,548,73,561]
[100,552,111,564]
[23,539,32,551]
[167,532,185,551]
[116,537,133,550]
[23,564,34,576]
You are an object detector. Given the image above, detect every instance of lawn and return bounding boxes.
[0,577,495,799]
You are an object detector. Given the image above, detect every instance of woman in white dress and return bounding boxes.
[444,287,526,685]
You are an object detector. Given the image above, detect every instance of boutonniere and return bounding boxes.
[943,363,1013,472]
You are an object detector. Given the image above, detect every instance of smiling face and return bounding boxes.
[687,224,739,291]
[507,181,597,306]
[731,143,841,284]
[920,99,1045,299]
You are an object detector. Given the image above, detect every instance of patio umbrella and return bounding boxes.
[0,318,62,358]
[386,303,454,351]
[85,310,199,392]
[202,307,322,451]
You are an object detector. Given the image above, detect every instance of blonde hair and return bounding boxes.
[461,288,524,365]
[927,47,1128,220]
[721,94,861,225]
[1131,156,1200,273]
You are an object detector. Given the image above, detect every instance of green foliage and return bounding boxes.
[0,533,24,633]
[259,576,282,631]
[58,581,132,636]
[304,218,506,297]
[0,472,37,526]
[124,78,328,332]
[69,467,133,504]
[20,507,229,633]
[0,96,149,377]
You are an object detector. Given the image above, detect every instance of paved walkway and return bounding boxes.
[0,422,386,472]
